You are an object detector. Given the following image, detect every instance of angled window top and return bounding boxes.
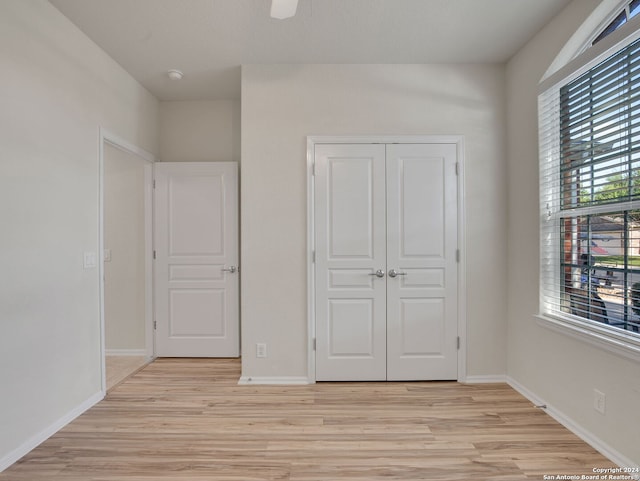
[593,0,640,45]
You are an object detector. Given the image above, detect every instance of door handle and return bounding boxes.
[388,269,406,278]
[368,269,385,278]
[222,266,237,274]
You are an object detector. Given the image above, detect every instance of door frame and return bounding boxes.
[306,135,467,383]
[98,128,156,394]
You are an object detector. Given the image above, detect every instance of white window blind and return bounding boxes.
[539,34,640,353]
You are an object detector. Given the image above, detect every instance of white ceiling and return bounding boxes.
[49,0,573,101]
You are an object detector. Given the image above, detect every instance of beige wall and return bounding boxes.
[506,0,640,465]
[104,143,147,352]
[4,0,637,470]
[159,100,240,162]
[241,64,508,380]
[0,0,158,467]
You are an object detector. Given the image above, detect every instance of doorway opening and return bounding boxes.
[99,128,156,392]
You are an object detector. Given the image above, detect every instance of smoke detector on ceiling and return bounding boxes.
[167,69,184,81]
[270,0,298,19]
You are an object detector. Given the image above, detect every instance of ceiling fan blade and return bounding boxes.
[270,0,299,19]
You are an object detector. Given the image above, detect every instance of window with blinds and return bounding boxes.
[539,34,640,343]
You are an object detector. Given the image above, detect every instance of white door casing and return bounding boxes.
[312,140,461,381]
[154,162,239,357]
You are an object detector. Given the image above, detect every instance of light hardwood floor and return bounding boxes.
[2,358,614,480]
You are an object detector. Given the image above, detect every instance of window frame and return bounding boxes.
[538,16,640,362]
[591,0,640,46]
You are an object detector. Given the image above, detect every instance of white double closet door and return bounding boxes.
[315,143,458,381]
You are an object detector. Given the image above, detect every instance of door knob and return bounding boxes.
[388,269,406,278]
[368,269,385,278]
[222,266,237,274]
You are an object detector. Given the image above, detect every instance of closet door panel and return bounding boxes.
[314,144,387,381]
[386,144,458,380]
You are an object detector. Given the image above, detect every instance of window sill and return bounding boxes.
[535,313,640,363]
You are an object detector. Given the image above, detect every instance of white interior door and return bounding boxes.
[315,143,458,381]
[386,144,458,380]
[154,162,239,357]
[314,144,388,381]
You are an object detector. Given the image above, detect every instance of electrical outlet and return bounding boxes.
[256,343,267,358]
[593,389,606,414]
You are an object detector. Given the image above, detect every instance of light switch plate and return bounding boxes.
[83,252,97,269]
[593,389,606,414]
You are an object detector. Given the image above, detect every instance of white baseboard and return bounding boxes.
[462,374,508,383]
[0,391,103,472]
[105,349,147,356]
[507,377,639,471]
[238,376,312,385]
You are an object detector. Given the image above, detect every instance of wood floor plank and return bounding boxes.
[0,358,614,480]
